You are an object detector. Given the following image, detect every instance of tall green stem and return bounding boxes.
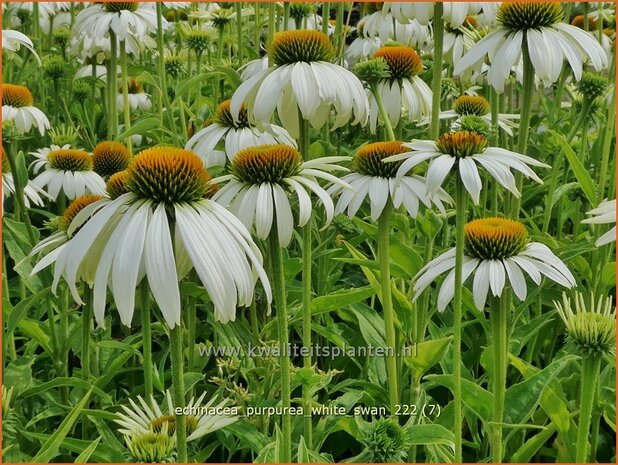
[6,142,36,245]
[490,88,500,215]
[490,294,508,463]
[109,30,118,140]
[155,2,179,144]
[298,116,313,446]
[268,228,292,462]
[430,3,444,139]
[140,282,153,399]
[369,83,396,141]
[378,201,399,415]
[236,2,243,67]
[598,75,616,202]
[119,40,132,154]
[511,43,534,218]
[81,286,93,384]
[170,325,188,462]
[452,177,467,462]
[575,355,602,462]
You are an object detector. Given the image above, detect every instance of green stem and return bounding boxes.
[490,294,508,463]
[156,2,179,144]
[170,325,188,462]
[236,2,243,67]
[6,142,36,245]
[490,88,500,216]
[298,116,313,447]
[378,201,399,415]
[140,282,153,400]
[452,177,467,463]
[283,2,290,31]
[268,228,292,463]
[119,40,132,154]
[321,3,330,34]
[511,42,534,218]
[597,77,616,202]
[267,2,276,66]
[81,286,93,383]
[109,30,118,140]
[370,83,396,141]
[430,3,444,139]
[255,2,262,51]
[575,355,602,462]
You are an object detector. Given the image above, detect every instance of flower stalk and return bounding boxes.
[490,294,509,463]
[378,200,399,415]
[140,282,153,400]
[430,3,444,139]
[268,226,292,462]
[119,40,132,154]
[575,355,602,462]
[170,324,188,462]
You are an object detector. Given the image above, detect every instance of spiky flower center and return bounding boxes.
[567,313,616,357]
[103,2,139,13]
[373,46,423,80]
[453,96,490,116]
[498,2,563,31]
[578,71,609,99]
[232,145,303,184]
[436,131,488,158]
[93,141,131,177]
[270,30,335,65]
[2,84,34,108]
[214,100,249,129]
[447,15,478,32]
[126,431,175,463]
[43,56,65,80]
[186,29,212,53]
[354,141,407,178]
[571,14,599,30]
[361,419,408,463]
[149,414,199,436]
[126,147,215,204]
[48,149,93,172]
[464,218,529,260]
[128,79,143,94]
[289,2,314,21]
[106,171,129,199]
[61,195,103,230]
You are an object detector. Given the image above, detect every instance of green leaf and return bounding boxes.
[403,336,452,381]
[174,73,215,100]
[116,117,162,140]
[74,437,101,463]
[504,355,576,425]
[6,288,50,334]
[511,423,558,462]
[390,240,423,277]
[18,377,112,404]
[404,424,455,450]
[297,436,310,463]
[602,262,616,288]
[550,130,597,204]
[17,319,52,354]
[311,286,375,313]
[426,374,493,423]
[32,388,93,463]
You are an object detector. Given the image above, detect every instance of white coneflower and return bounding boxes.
[2,147,49,210]
[28,195,105,272]
[186,100,296,167]
[414,217,576,311]
[30,146,106,200]
[211,144,349,247]
[345,20,382,65]
[422,95,519,136]
[33,146,271,327]
[368,45,432,132]
[116,78,152,112]
[231,30,368,138]
[73,2,161,41]
[363,2,431,45]
[1,29,40,64]
[1,84,50,136]
[327,141,451,221]
[386,131,549,205]
[443,15,478,66]
[454,2,608,92]
[115,391,237,442]
[239,56,269,82]
[582,199,616,246]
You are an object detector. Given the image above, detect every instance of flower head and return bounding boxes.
[231,30,368,138]
[212,145,350,246]
[329,141,451,221]
[106,171,130,199]
[374,45,423,79]
[125,430,175,463]
[93,141,132,178]
[353,418,408,463]
[414,217,576,311]
[33,146,271,327]
[455,2,608,92]
[386,132,549,204]
[1,84,50,136]
[186,99,296,167]
[453,95,491,116]
[555,292,616,357]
